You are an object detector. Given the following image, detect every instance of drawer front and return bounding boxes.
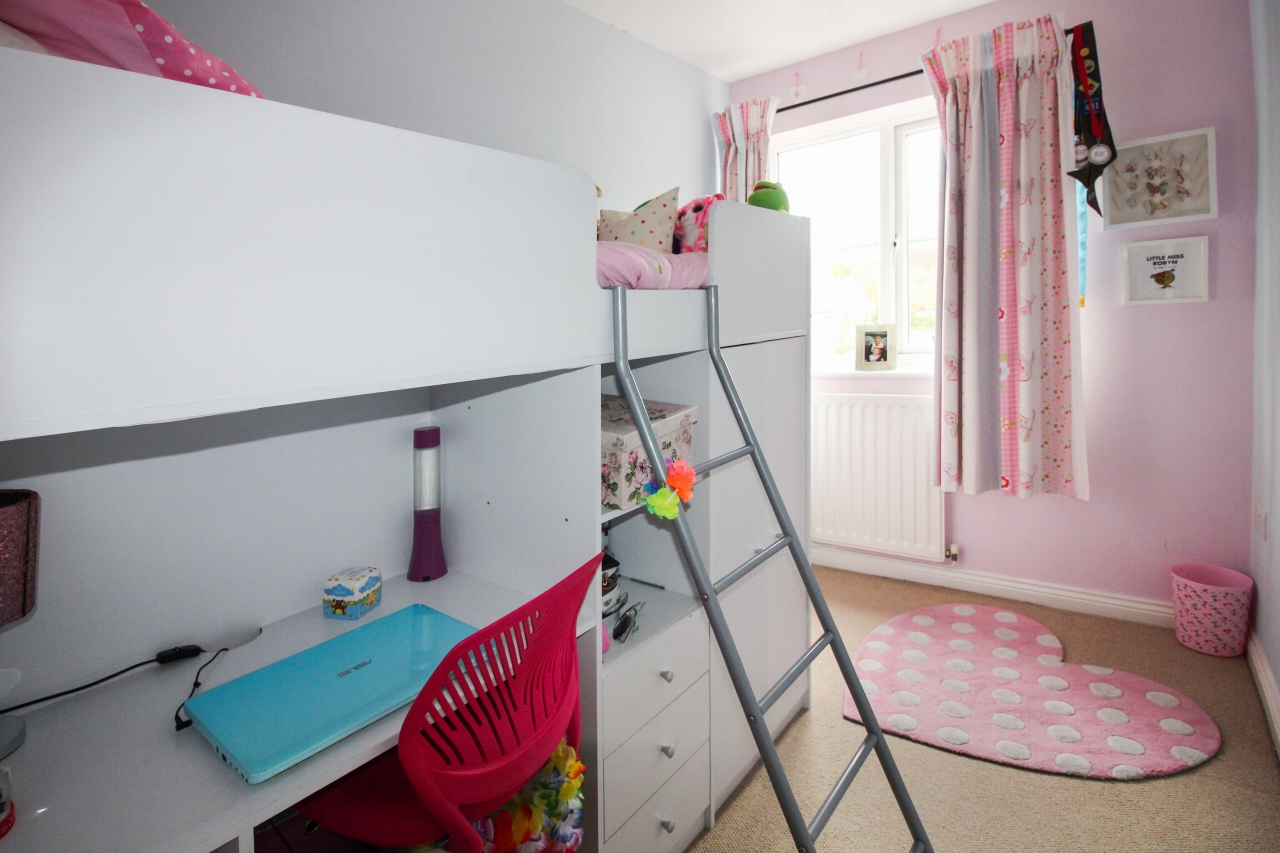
[603,740,710,853]
[604,672,709,838]
[603,609,708,755]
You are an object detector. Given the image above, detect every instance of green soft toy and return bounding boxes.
[747,180,790,212]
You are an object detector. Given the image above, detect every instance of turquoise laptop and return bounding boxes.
[184,604,476,784]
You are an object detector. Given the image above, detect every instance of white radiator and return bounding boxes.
[811,394,945,562]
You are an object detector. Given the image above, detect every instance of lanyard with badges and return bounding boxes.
[1066,21,1116,214]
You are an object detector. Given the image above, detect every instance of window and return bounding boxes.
[774,100,940,375]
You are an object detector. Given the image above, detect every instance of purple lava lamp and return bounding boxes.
[408,427,447,582]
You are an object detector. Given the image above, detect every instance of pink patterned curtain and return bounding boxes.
[924,15,1089,500]
[716,97,779,202]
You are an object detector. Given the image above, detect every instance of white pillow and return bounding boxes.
[598,187,679,252]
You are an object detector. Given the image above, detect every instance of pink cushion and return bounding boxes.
[0,0,261,97]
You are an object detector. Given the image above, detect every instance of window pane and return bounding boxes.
[904,127,940,349]
[905,128,940,240]
[779,132,880,365]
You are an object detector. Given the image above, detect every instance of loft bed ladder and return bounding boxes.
[610,284,934,853]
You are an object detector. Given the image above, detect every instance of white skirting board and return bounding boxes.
[811,544,1175,627]
[1248,635,1280,759]
[815,543,1280,757]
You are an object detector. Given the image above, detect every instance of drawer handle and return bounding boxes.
[659,670,674,683]
[660,819,676,834]
[660,744,675,759]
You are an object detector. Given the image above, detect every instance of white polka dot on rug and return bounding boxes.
[1037,634,1062,648]
[1055,753,1092,776]
[1083,664,1114,675]
[1038,675,1070,691]
[949,639,976,652]
[1048,724,1082,743]
[897,669,925,684]
[1111,764,1145,780]
[866,640,891,653]
[1147,691,1181,708]
[861,679,878,694]
[994,612,1018,623]
[1107,736,1145,756]
[907,631,933,644]
[992,688,1022,704]
[994,628,1020,640]
[993,667,1021,681]
[858,659,883,672]
[1171,746,1208,766]
[1037,654,1064,668]
[939,700,972,718]
[946,658,975,673]
[992,713,1024,730]
[995,740,1031,760]
[942,679,971,693]
[902,649,929,664]
[1160,718,1195,736]
[887,714,918,732]
[1097,708,1130,725]
[952,622,976,633]
[953,605,976,616]
[1090,682,1123,699]
[993,647,1019,660]
[938,727,970,745]
[892,691,922,707]
[1045,700,1075,716]
[871,624,894,635]
[912,614,936,626]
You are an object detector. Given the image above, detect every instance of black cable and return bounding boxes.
[0,659,155,715]
[174,648,229,731]
[267,817,296,853]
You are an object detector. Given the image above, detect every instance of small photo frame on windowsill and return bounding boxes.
[1122,236,1209,305]
[855,324,897,371]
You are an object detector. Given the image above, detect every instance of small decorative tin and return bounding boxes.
[601,394,697,513]
[322,567,382,620]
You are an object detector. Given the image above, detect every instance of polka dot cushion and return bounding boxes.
[843,604,1220,780]
[598,187,679,251]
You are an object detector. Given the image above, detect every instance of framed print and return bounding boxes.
[1122,236,1209,305]
[855,323,897,371]
[1102,127,1217,230]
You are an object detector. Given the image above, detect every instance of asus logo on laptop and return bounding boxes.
[337,659,372,678]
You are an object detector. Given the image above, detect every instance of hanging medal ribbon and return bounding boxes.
[1066,22,1116,214]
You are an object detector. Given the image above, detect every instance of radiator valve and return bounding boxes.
[944,543,960,562]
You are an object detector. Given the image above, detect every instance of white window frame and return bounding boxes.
[771,97,938,376]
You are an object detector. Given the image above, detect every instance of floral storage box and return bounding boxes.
[601,394,697,513]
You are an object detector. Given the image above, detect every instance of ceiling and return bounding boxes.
[564,0,994,82]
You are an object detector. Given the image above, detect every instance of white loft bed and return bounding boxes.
[0,47,811,853]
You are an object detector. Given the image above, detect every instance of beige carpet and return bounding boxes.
[687,566,1280,853]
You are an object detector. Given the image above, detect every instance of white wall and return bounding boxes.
[1251,0,1280,699]
[148,0,730,212]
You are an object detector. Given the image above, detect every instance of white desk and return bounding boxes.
[4,570,552,853]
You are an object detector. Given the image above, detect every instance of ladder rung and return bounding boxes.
[713,535,791,595]
[695,445,754,475]
[807,732,878,841]
[759,631,832,714]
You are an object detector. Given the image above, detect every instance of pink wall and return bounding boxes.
[735,0,1258,603]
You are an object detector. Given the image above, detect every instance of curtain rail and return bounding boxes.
[776,68,925,113]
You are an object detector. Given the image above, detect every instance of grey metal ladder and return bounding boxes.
[610,284,933,853]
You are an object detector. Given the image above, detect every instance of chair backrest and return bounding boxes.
[398,553,601,812]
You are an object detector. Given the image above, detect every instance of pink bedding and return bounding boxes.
[596,243,708,290]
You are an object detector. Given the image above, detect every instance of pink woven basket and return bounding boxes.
[1171,563,1253,657]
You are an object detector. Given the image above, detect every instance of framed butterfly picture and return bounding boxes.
[1101,128,1217,230]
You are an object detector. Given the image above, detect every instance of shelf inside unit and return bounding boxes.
[600,503,646,525]
[601,577,700,673]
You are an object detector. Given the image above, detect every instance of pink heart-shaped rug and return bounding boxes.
[843,604,1220,780]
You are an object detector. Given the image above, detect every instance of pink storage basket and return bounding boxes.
[1171,563,1253,657]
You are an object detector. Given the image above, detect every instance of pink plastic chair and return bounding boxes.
[298,554,602,851]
